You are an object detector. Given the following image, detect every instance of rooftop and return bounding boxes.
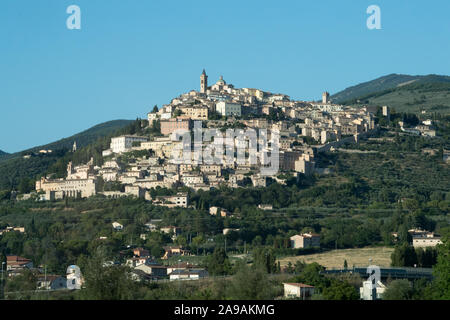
[284,283,315,288]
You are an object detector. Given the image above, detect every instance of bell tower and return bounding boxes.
[67,161,74,178]
[200,69,208,94]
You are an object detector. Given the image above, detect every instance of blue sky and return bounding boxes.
[1,0,450,153]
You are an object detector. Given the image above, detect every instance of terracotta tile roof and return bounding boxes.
[6,256,32,265]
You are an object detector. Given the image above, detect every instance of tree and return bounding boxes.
[322,279,359,300]
[79,253,137,300]
[150,120,161,135]
[252,235,263,247]
[413,211,435,231]
[430,238,450,299]
[391,243,417,267]
[176,235,187,247]
[293,263,328,289]
[207,248,231,276]
[415,247,437,268]
[227,262,274,299]
[294,260,306,273]
[173,109,182,117]
[382,280,413,300]
[152,105,158,113]
[398,224,412,244]
[252,247,277,274]
[286,262,294,274]
[18,177,33,194]
[150,245,164,258]
[4,269,37,294]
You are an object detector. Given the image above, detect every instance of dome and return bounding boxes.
[216,75,226,85]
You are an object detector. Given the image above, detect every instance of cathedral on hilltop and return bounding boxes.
[198,69,235,96]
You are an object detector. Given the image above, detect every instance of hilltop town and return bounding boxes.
[32,70,382,203]
[2,70,448,301]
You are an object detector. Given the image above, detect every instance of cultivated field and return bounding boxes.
[278,247,394,269]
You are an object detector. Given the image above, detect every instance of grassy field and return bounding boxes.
[278,247,394,269]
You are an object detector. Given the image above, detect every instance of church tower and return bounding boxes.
[67,161,74,178]
[200,69,208,94]
[322,91,330,104]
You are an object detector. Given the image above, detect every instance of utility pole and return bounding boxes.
[178,259,182,296]
[44,265,47,291]
[1,261,5,300]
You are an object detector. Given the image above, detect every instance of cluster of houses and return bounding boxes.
[1,248,209,292]
[2,255,68,290]
[111,219,184,242]
[29,70,379,203]
[126,247,208,282]
[399,119,437,137]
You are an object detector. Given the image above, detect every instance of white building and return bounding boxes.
[145,219,163,231]
[110,135,148,154]
[112,222,123,231]
[216,101,241,117]
[169,269,208,281]
[283,283,315,300]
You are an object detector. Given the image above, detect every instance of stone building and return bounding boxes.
[290,233,320,249]
[178,105,209,120]
[160,117,193,135]
[283,283,315,300]
[35,160,98,198]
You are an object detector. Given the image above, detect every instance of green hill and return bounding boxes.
[0,150,7,157]
[0,119,134,191]
[332,74,450,114]
[0,120,133,163]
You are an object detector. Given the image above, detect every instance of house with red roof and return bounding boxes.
[6,255,33,272]
[283,283,315,300]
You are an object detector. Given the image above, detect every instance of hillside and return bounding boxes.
[0,119,134,191]
[0,150,8,157]
[0,120,133,163]
[342,81,450,114]
[331,74,450,114]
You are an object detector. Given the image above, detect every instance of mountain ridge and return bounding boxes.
[0,119,136,190]
[0,119,134,163]
[331,73,450,104]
